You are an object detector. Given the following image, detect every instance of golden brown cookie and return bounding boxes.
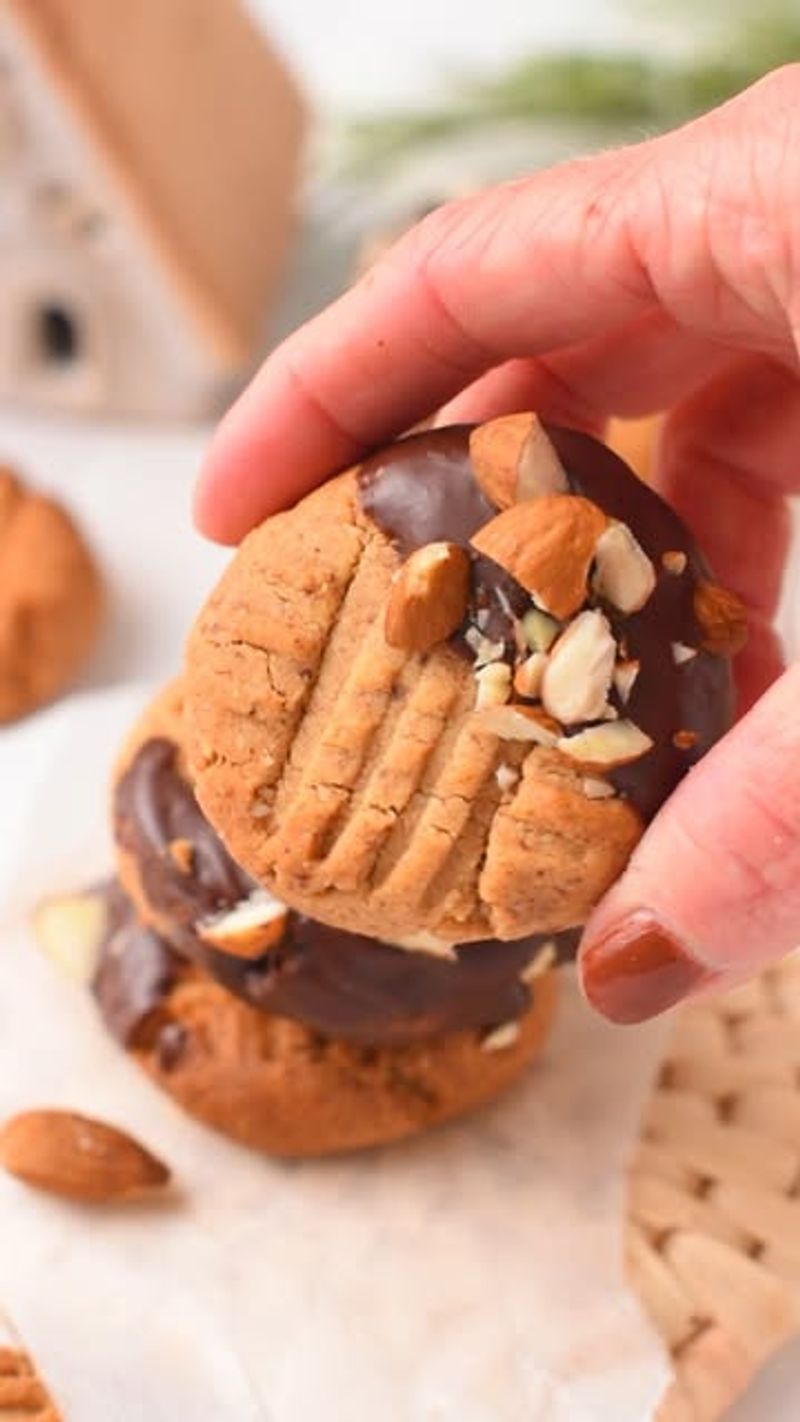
[0,465,102,722]
[185,417,737,945]
[103,918,558,1157]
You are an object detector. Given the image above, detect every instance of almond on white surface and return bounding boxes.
[32,891,106,984]
[541,610,617,725]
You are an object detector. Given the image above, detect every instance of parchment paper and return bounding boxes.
[0,684,671,1421]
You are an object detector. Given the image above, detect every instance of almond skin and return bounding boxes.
[0,1110,170,1202]
[471,494,608,620]
[693,580,748,655]
[469,412,567,508]
[384,541,470,653]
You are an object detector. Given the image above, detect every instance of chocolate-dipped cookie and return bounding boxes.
[81,682,559,1155]
[185,415,741,945]
[113,681,565,1048]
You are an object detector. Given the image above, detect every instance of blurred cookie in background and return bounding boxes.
[0,465,103,723]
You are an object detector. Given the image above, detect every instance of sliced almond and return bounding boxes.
[557,718,654,768]
[477,703,560,746]
[469,412,568,509]
[662,550,688,575]
[520,941,558,982]
[592,521,656,613]
[613,659,640,704]
[481,1020,520,1052]
[199,890,287,960]
[383,931,458,961]
[464,628,505,667]
[693,580,748,655]
[672,641,698,666]
[384,541,470,653]
[540,610,617,726]
[513,650,548,699]
[581,776,617,800]
[32,891,107,984]
[0,1110,170,1202]
[495,762,520,794]
[521,606,561,653]
[471,494,608,620]
[474,660,512,708]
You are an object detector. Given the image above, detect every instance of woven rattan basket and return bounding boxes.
[628,957,800,1419]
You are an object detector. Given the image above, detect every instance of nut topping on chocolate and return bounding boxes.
[592,521,656,614]
[470,493,608,620]
[385,540,470,652]
[613,659,640,704]
[662,550,688,575]
[693,580,748,656]
[469,412,568,509]
[513,651,548,699]
[474,660,512,708]
[478,703,560,745]
[540,610,617,726]
[521,607,561,653]
[199,889,287,960]
[557,719,654,768]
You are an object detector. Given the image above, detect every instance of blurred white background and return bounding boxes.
[247,0,641,110]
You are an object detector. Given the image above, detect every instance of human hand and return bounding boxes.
[195,67,800,1024]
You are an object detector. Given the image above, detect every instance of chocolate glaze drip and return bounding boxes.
[115,738,253,925]
[358,424,734,820]
[109,741,572,1047]
[92,880,178,1045]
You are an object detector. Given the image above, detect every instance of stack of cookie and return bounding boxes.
[84,414,742,1156]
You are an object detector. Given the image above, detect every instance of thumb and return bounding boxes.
[578,661,800,1023]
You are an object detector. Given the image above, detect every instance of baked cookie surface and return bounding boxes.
[185,417,738,943]
[0,466,102,722]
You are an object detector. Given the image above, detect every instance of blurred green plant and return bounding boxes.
[341,1,800,173]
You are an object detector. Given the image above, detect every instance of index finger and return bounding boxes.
[195,154,651,541]
[194,74,799,542]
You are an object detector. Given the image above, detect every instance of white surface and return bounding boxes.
[0,686,670,1422]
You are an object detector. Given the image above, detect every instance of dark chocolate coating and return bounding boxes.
[115,738,253,925]
[111,741,570,1046]
[359,424,734,819]
[92,880,178,1045]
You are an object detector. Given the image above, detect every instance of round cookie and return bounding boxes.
[92,887,558,1158]
[0,465,103,722]
[111,681,567,1048]
[185,416,739,944]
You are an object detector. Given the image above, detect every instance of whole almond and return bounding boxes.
[0,1110,170,1202]
[693,580,748,655]
[469,412,568,509]
[471,495,607,619]
[385,541,470,652]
